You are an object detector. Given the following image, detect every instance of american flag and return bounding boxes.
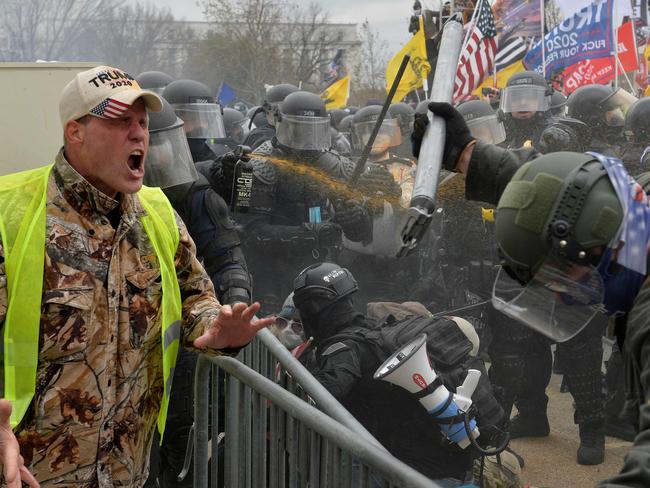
[454,0,497,102]
[90,97,131,119]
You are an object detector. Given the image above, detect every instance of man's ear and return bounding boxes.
[64,119,86,146]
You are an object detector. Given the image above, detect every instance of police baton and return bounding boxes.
[397,14,464,257]
[348,54,411,185]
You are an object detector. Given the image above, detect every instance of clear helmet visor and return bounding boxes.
[276,114,332,151]
[500,85,550,114]
[492,257,605,342]
[351,119,403,154]
[466,114,506,144]
[171,103,226,139]
[144,122,198,189]
[228,118,250,144]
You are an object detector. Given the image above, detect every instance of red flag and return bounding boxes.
[454,0,498,102]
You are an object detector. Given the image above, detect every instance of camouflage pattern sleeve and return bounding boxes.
[173,213,223,349]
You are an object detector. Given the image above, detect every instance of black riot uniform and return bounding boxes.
[211,91,373,313]
[412,102,608,466]
[142,99,252,488]
[291,263,505,483]
[500,71,554,150]
[621,97,650,176]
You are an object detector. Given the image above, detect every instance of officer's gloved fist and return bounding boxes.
[358,165,402,203]
[333,200,373,243]
[304,221,343,248]
[411,102,475,171]
[209,151,243,190]
[538,125,572,153]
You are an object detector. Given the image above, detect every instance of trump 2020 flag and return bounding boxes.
[524,0,614,79]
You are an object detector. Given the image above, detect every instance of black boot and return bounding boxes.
[508,413,550,439]
[577,421,605,465]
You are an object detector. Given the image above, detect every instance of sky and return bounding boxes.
[135,0,419,53]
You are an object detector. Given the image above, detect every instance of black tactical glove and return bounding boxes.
[209,151,243,193]
[303,221,343,248]
[333,200,373,243]
[358,165,402,205]
[411,102,475,170]
[538,117,590,153]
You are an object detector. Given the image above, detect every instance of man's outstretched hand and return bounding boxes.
[193,302,274,350]
[0,400,39,488]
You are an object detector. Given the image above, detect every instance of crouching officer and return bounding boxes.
[291,262,509,486]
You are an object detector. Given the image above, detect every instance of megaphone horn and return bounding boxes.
[374,333,480,449]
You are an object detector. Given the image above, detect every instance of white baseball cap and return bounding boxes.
[59,65,163,126]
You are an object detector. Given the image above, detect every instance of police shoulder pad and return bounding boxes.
[321,341,349,356]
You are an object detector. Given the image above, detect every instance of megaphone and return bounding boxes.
[374,333,481,449]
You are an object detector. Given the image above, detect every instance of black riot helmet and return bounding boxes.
[351,105,402,154]
[388,102,416,138]
[550,90,567,117]
[143,98,197,189]
[624,97,650,143]
[222,107,250,144]
[293,262,358,319]
[264,83,299,126]
[501,70,552,115]
[567,84,636,142]
[162,79,226,160]
[275,91,331,151]
[136,71,174,95]
[457,99,506,144]
[328,108,349,130]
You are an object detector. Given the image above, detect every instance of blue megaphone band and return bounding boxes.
[429,398,476,444]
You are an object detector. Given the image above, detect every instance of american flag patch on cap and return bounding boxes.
[90,97,131,118]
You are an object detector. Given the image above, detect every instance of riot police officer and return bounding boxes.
[500,70,553,149]
[162,79,227,163]
[388,102,417,159]
[243,83,299,149]
[212,91,373,313]
[205,107,251,158]
[567,84,636,156]
[142,99,252,488]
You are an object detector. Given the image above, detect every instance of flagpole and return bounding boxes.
[540,0,546,78]
[461,0,483,52]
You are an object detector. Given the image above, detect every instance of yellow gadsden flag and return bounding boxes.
[386,17,431,101]
[321,75,350,110]
[473,60,526,96]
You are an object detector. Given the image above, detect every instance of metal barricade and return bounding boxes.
[192,330,444,488]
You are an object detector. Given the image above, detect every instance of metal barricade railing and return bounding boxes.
[192,329,444,488]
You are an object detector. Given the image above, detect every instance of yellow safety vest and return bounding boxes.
[0,164,182,439]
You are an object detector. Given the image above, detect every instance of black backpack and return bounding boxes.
[374,314,473,371]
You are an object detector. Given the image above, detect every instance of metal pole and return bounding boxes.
[210,354,442,488]
[193,356,211,488]
[541,0,546,78]
[257,328,385,450]
[349,54,411,185]
[398,14,464,257]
